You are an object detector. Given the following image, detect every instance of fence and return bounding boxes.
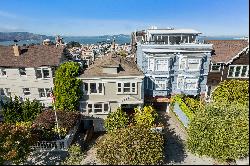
[31,120,80,152]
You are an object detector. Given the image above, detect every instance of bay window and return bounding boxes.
[177,77,184,89]
[185,78,198,90]
[179,58,186,70]
[148,57,154,71]
[155,80,167,90]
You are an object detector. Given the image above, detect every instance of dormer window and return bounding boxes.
[19,68,26,76]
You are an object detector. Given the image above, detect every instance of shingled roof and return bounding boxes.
[205,40,249,63]
[79,53,143,78]
[0,45,66,67]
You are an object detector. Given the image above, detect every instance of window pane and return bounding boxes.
[211,64,220,71]
[132,83,135,87]
[228,66,234,77]
[124,88,130,92]
[104,104,109,112]
[189,63,199,70]
[98,83,103,93]
[23,88,30,95]
[84,83,88,92]
[118,88,121,92]
[94,104,102,113]
[118,83,121,87]
[45,88,51,97]
[80,103,87,112]
[241,66,247,77]
[90,83,97,93]
[43,69,50,78]
[88,104,92,113]
[19,68,26,75]
[36,69,42,78]
[124,83,130,87]
[235,66,241,77]
[38,88,45,97]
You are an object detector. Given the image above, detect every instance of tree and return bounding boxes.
[1,96,43,123]
[96,124,164,165]
[187,101,249,162]
[134,106,158,127]
[54,62,82,111]
[104,108,129,132]
[212,80,249,104]
[0,123,35,164]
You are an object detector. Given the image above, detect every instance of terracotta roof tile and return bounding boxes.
[80,53,144,78]
[0,45,65,67]
[205,40,249,63]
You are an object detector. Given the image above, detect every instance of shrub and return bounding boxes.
[104,108,129,132]
[134,106,158,127]
[32,110,81,140]
[187,101,249,162]
[61,143,85,165]
[1,96,43,123]
[96,125,164,165]
[0,123,35,164]
[54,62,82,111]
[212,80,249,104]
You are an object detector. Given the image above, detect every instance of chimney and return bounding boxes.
[13,44,21,56]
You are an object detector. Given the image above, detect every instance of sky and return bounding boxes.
[0,0,249,36]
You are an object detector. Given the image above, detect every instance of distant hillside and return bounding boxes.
[0,32,53,42]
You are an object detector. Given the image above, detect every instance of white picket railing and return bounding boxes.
[31,120,80,152]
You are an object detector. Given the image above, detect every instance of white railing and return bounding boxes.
[31,120,80,152]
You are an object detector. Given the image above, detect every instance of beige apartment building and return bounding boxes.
[0,44,68,109]
[78,53,144,131]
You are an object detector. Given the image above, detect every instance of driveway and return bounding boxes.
[157,111,215,165]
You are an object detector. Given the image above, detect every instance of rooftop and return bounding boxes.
[0,45,66,67]
[205,40,249,63]
[79,53,143,78]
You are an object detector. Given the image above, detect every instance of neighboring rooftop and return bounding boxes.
[0,45,66,67]
[79,53,143,78]
[205,40,249,63]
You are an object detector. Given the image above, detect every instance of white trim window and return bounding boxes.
[117,82,137,94]
[36,67,50,79]
[177,77,184,89]
[155,80,167,90]
[155,58,168,71]
[185,78,198,90]
[23,88,31,96]
[187,59,200,71]
[179,58,186,70]
[148,57,155,71]
[80,102,110,114]
[210,63,221,72]
[83,83,104,95]
[228,65,249,78]
[38,88,51,98]
[0,68,7,77]
[19,68,26,76]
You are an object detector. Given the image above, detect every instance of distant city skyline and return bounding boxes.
[0,0,249,36]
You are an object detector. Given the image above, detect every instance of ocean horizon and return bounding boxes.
[0,35,246,46]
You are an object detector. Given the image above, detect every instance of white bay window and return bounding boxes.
[155,58,169,71]
[187,59,200,71]
[179,58,186,70]
[185,78,198,90]
[148,57,154,71]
